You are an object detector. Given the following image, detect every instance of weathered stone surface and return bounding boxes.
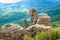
[0,28,1,38]
[37,13,51,26]
[29,8,37,25]
[23,20,28,28]
[1,23,24,40]
[33,18,37,25]
[25,24,51,37]
[0,28,1,33]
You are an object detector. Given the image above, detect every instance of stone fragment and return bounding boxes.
[23,20,28,28]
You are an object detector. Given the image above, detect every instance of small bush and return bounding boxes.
[24,34,34,40]
[0,35,2,40]
[35,28,60,40]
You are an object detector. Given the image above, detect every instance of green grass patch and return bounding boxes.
[35,28,60,40]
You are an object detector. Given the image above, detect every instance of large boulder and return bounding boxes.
[1,23,24,33]
[1,23,24,40]
[37,13,51,26]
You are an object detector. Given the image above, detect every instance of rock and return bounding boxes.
[1,23,24,40]
[37,13,51,26]
[23,20,28,28]
[25,24,51,37]
[0,28,1,35]
[33,18,37,25]
[29,8,37,25]
[26,24,51,32]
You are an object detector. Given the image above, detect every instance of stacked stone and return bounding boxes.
[29,8,37,25]
[1,23,24,40]
[37,13,51,26]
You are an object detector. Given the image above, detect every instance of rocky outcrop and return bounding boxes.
[37,13,51,26]
[1,23,24,40]
[0,9,52,40]
[25,24,51,37]
[29,8,37,25]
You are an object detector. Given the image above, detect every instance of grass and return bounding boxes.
[0,35,2,40]
[35,28,60,40]
[24,28,60,40]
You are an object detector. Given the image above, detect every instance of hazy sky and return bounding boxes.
[0,0,59,3]
[0,0,23,3]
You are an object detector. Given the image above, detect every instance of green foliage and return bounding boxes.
[52,21,60,27]
[0,34,2,40]
[35,29,60,40]
[24,34,34,40]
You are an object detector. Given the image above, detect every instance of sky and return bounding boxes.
[0,0,23,3]
[0,0,59,3]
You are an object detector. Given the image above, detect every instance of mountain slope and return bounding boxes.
[0,0,60,26]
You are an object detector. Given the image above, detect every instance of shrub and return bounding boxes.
[24,34,34,40]
[35,28,60,40]
[0,35,2,40]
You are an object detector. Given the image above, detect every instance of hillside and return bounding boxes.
[0,0,60,26]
